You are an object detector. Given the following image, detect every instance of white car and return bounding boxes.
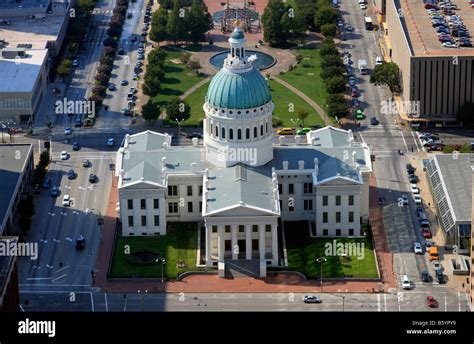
[402,275,412,289]
[432,260,443,271]
[400,194,409,205]
[360,3,367,9]
[375,56,383,65]
[72,59,79,67]
[107,138,115,147]
[442,42,457,48]
[62,194,71,207]
[414,242,423,254]
[413,194,422,204]
[410,184,419,194]
[60,151,68,160]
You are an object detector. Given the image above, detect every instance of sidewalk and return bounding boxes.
[94,172,397,294]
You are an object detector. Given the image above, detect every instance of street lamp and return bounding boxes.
[338,289,349,312]
[156,258,166,291]
[137,289,147,312]
[90,208,104,237]
[316,257,327,292]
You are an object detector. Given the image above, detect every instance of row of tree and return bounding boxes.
[319,39,349,118]
[149,0,213,44]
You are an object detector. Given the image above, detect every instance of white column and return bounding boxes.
[245,225,252,260]
[205,225,211,264]
[271,224,279,266]
[259,224,266,260]
[217,225,225,262]
[231,225,238,259]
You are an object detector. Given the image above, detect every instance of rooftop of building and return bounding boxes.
[431,154,473,221]
[0,49,48,92]
[0,144,33,230]
[393,0,474,57]
[0,236,18,299]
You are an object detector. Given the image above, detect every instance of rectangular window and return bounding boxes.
[336,229,341,236]
[322,195,328,206]
[348,228,354,236]
[225,225,231,233]
[168,202,178,213]
[288,184,294,194]
[289,205,294,211]
[127,199,133,210]
[323,229,328,236]
[199,201,202,212]
[141,215,147,227]
[265,224,271,232]
[304,199,313,211]
[153,199,159,209]
[140,199,146,209]
[303,182,313,193]
[239,225,245,233]
[199,185,203,196]
[187,185,193,196]
[278,184,282,195]
[279,200,282,211]
[167,185,177,196]
[349,195,354,206]
[323,212,328,223]
[336,195,341,206]
[349,211,354,223]
[252,225,258,232]
[128,216,134,227]
[336,212,341,223]
[154,215,159,226]
[187,202,193,213]
[212,226,217,233]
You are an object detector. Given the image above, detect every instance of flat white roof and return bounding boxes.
[0,49,47,92]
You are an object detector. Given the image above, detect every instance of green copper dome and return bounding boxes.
[230,29,245,39]
[206,68,272,109]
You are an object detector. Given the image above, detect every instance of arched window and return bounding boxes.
[265,122,268,134]
[253,127,257,138]
[215,125,219,137]
[260,125,263,136]
[238,129,242,140]
[222,127,226,139]
[229,128,233,140]
[246,128,250,139]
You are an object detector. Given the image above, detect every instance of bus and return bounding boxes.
[364,16,373,30]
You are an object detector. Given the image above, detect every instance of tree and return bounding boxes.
[100,55,114,66]
[370,62,401,95]
[321,23,336,38]
[187,58,201,72]
[143,68,163,96]
[262,0,285,46]
[150,8,169,43]
[56,60,71,78]
[166,0,187,43]
[319,42,339,57]
[103,37,118,48]
[92,85,107,95]
[321,55,343,69]
[166,97,190,122]
[95,72,110,85]
[297,108,310,126]
[148,48,167,66]
[97,64,113,74]
[107,25,122,37]
[325,75,346,94]
[34,164,46,182]
[180,52,191,64]
[142,100,160,122]
[456,102,474,126]
[103,46,116,57]
[321,65,346,80]
[39,150,50,167]
[326,93,348,118]
[315,6,338,29]
[187,0,213,43]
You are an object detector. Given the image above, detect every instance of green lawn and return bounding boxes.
[268,79,324,128]
[279,48,329,115]
[151,48,205,108]
[110,222,198,279]
[179,78,324,128]
[285,221,379,279]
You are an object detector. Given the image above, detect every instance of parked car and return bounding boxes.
[414,242,423,254]
[401,194,409,205]
[296,128,311,135]
[359,2,367,9]
[408,174,418,183]
[62,194,71,207]
[421,270,431,282]
[435,270,445,283]
[50,186,60,197]
[82,159,91,168]
[406,163,415,174]
[76,235,86,250]
[72,59,79,67]
[186,132,203,139]
[426,296,439,308]
[107,138,115,147]
[410,184,419,194]
[303,295,322,303]
[60,151,68,160]
[121,79,128,86]
[443,42,457,48]
[64,127,72,135]
[277,128,295,135]
[67,169,76,180]
[402,275,412,289]
[378,197,385,205]
[72,142,80,151]
[108,84,116,91]
[370,117,379,125]
[42,177,51,189]
[89,173,97,183]
[422,228,432,239]
[413,194,422,204]
[432,260,443,271]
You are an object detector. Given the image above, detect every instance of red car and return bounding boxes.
[422,228,432,239]
[351,88,358,98]
[425,3,438,9]
[426,296,439,308]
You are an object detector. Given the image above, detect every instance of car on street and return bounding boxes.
[50,186,60,197]
[375,56,383,65]
[60,151,68,160]
[131,36,137,42]
[414,242,423,254]
[402,275,412,289]
[62,194,71,207]
[413,194,422,204]
[89,173,97,183]
[351,88,358,98]
[121,79,128,86]
[406,163,415,174]
[108,84,116,91]
[359,3,367,9]
[422,228,432,239]
[107,138,115,147]
[435,270,445,283]
[76,235,86,250]
[349,76,356,86]
[426,296,439,308]
[443,42,457,48]
[72,142,80,151]
[370,117,379,125]
[67,169,76,180]
[42,177,51,189]
[421,270,431,282]
[346,24,354,31]
[410,184,419,194]
[432,260,442,271]
[64,127,72,135]
[82,159,91,168]
[303,295,322,303]
[401,194,409,205]
[408,174,418,183]
[72,59,79,67]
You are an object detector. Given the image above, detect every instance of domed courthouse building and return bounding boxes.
[116,26,372,277]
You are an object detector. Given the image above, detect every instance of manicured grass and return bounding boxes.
[151,48,205,107]
[179,78,324,128]
[285,221,379,279]
[110,222,198,279]
[279,48,329,114]
[268,79,324,128]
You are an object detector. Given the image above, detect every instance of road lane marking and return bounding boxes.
[26,277,51,280]
[105,293,109,312]
[458,292,461,312]
[90,292,95,312]
[377,293,381,312]
[52,273,68,284]
[48,212,56,216]
[411,131,420,152]
[400,130,409,152]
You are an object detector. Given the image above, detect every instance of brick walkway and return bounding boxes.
[94,172,396,293]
